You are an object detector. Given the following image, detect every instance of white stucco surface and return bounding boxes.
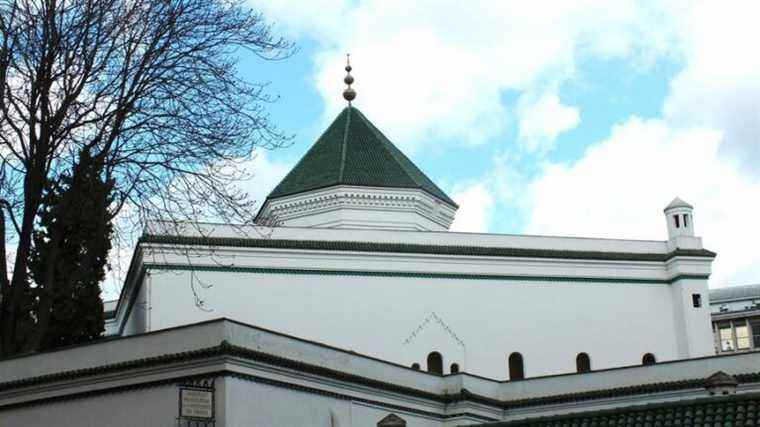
[146,269,692,379]
[109,218,716,379]
[0,384,178,426]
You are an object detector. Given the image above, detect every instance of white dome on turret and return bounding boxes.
[664,197,693,212]
[664,197,694,240]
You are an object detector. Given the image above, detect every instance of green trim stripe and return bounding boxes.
[146,264,709,285]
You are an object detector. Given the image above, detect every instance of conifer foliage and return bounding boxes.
[29,152,113,350]
[0,0,291,355]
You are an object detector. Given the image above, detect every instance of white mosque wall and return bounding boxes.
[0,384,178,427]
[111,222,715,379]
[222,377,447,427]
[122,275,149,336]
[0,375,458,427]
[140,266,707,379]
[671,277,714,356]
[3,319,755,427]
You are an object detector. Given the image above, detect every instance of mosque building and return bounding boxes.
[1,61,759,427]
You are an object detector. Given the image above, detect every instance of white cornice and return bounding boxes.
[149,222,683,254]
[140,244,712,282]
[257,185,457,231]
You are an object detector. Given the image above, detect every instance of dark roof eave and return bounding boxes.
[139,234,717,263]
[1,335,759,412]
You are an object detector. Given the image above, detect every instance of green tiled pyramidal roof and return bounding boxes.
[267,106,457,207]
[471,392,760,427]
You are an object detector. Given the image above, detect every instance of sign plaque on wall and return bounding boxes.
[180,388,213,419]
[178,379,215,426]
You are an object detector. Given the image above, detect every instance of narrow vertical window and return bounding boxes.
[576,353,591,373]
[674,215,680,228]
[642,353,656,366]
[735,324,751,350]
[450,363,460,374]
[508,352,524,381]
[750,320,760,348]
[719,324,734,351]
[427,352,443,375]
[683,214,689,227]
[692,293,702,308]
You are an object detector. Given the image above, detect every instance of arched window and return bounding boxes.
[642,353,656,366]
[377,414,407,427]
[508,352,524,380]
[427,352,443,375]
[450,363,460,374]
[411,363,420,370]
[576,353,591,373]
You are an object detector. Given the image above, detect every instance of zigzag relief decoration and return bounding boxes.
[402,312,465,347]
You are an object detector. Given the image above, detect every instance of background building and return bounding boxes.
[710,284,760,354]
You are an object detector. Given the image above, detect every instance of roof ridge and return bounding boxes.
[352,108,457,206]
[266,108,348,199]
[338,106,352,182]
[353,108,418,187]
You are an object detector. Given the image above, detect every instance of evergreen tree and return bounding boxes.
[29,152,114,349]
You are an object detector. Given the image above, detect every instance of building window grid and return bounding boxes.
[716,318,758,352]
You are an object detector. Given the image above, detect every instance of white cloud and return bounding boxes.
[525,117,760,286]
[255,0,676,152]
[253,1,760,286]
[662,1,760,171]
[450,183,495,233]
[521,1,760,286]
[255,0,352,40]
[237,151,293,207]
[517,92,580,153]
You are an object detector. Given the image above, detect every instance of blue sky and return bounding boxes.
[229,0,760,289]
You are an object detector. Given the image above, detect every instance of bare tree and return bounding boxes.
[0,0,293,356]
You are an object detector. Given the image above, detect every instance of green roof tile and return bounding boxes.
[267,106,457,207]
[469,393,760,427]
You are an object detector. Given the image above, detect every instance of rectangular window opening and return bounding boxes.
[719,324,733,351]
[736,325,751,350]
[692,293,702,308]
[683,214,689,227]
[750,320,760,348]
[674,215,680,228]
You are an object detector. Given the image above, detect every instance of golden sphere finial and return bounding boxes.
[343,54,356,104]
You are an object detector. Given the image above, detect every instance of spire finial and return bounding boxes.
[343,53,356,104]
